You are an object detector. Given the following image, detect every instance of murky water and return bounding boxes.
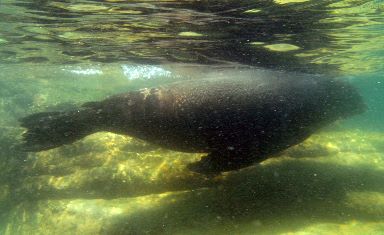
[0,1,383,234]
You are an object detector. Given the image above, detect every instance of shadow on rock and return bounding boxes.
[102,160,384,235]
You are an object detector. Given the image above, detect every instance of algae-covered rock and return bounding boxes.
[280,221,384,235]
[2,127,384,235]
[16,132,209,200]
[346,191,384,216]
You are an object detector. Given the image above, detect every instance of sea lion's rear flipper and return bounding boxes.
[20,108,102,152]
[187,149,256,175]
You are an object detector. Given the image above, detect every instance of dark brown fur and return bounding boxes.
[21,69,365,174]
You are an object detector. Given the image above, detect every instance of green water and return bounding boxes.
[0,0,384,234]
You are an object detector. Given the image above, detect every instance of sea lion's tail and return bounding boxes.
[20,107,102,152]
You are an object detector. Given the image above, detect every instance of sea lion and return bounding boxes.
[20,69,365,175]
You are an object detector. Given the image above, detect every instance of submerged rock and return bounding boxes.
[2,130,384,234]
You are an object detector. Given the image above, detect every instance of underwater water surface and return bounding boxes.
[0,0,384,235]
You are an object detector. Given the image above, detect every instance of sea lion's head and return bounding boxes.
[323,78,366,120]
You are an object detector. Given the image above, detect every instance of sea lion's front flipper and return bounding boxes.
[187,149,256,175]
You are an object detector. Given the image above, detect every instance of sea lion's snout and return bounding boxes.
[321,78,366,119]
[339,84,366,118]
[354,99,367,116]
